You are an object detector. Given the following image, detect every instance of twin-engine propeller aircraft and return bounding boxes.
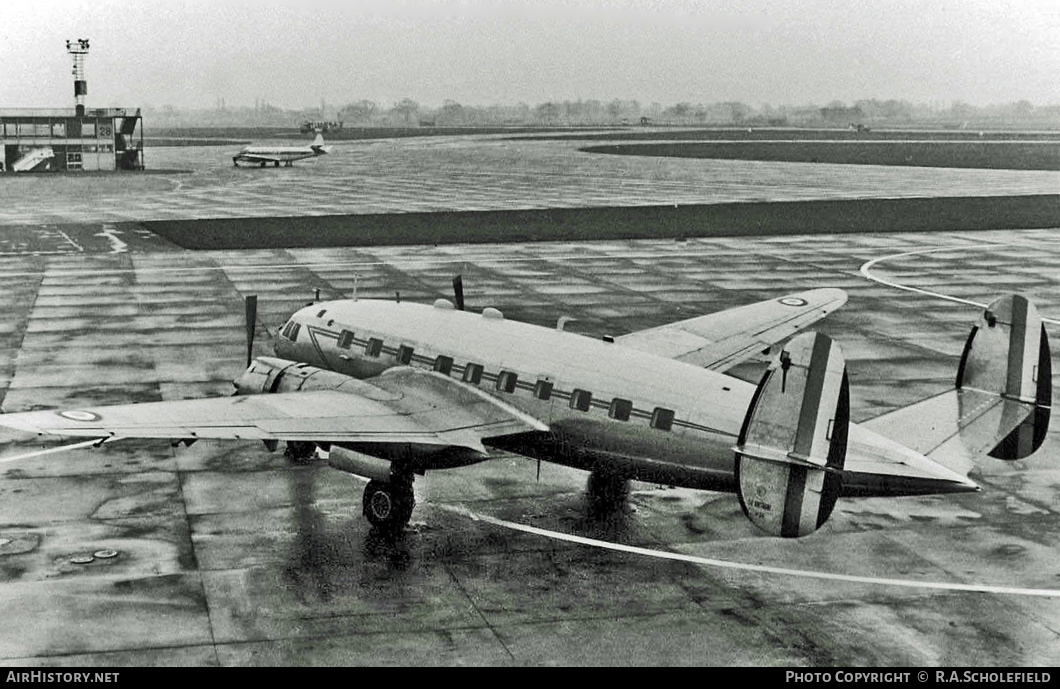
[0,281,1051,538]
[232,132,331,167]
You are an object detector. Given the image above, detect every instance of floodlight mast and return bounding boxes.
[66,38,90,115]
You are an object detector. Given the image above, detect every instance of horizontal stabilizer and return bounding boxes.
[864,293,1052,473]
[735,331,849,538]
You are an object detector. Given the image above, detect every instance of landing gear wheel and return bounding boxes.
[586,470,630,515]
[284,441,316,464]
[363,479,415,531]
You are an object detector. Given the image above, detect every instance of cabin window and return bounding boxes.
[570,389,592,412]
[534,380,553,401]
[463,363,483,385]
[609,398,633,421]
[365,338,383,357]
[650,407,675,431]
[433,355,454,375]
[496,371,518,393]
[337,330,355,349]
[397,345,414,365]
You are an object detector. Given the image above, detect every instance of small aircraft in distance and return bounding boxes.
[0,281,1051,538]
[232,132,331,167]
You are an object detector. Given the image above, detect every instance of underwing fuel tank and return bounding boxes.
[734,332,849,538]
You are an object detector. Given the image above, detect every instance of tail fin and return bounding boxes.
[310,133,327,152]
[863,294,1052,473]
[957,293,1051,460]
[735,332,849,537]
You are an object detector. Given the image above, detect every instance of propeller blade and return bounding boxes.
[245,295,258,368]
[452,275,465,311]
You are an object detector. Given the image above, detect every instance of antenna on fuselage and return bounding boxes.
[452,274,465,311]
[244,295,258,368]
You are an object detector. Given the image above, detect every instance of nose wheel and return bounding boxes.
[363,478,415,531]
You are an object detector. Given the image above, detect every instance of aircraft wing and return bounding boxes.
[235,152,282,163]
[0,368,548,455]
[615,288,848,371]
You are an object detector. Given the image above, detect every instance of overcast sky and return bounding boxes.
[2,0,1057,110]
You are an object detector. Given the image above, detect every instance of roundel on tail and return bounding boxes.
[735,332,849,538]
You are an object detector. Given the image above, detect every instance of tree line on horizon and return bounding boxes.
[146,97,1060,129]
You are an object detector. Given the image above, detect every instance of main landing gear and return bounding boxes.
[363,476,415,531]
[284,441,317,464]
[586,469,630,516]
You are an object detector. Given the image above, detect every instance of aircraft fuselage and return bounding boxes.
[232,143,327,167]
[271,299,976,498]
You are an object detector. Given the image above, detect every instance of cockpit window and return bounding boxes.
[281,321,301,341]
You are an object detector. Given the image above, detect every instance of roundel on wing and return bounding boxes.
[778,297,808,307]
[57,410,102,422]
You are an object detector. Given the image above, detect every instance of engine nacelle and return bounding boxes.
[234,356,395,397]
[735,332,849,538]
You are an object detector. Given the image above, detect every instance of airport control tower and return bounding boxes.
[67,38,90,116]
[0,39,144,172]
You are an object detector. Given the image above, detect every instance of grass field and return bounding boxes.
[582,141,1060,171]
[520,127,1060,142]
[144,194,1060,250]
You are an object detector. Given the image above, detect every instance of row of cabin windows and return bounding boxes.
[294,323,676,431]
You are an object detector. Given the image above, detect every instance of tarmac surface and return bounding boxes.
[0,134,1056,666]
[0,133,1057,224]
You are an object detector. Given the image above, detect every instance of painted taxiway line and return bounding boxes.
[859,243,1060,325]
[437,503,1060,598]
